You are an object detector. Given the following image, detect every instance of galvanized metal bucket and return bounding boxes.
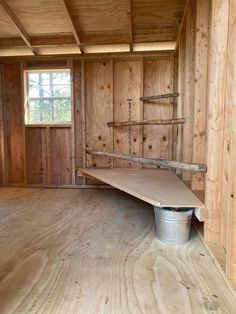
[154,207,193,245]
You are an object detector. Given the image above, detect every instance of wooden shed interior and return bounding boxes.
[0,0,236,312]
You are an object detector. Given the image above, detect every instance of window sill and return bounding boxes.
[25,124,72,128]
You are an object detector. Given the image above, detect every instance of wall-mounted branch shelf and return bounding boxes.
[140,92,179,102]
[86,150,207,173]
[107,118,185,127]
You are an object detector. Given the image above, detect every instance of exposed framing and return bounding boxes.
[0,0,37,55]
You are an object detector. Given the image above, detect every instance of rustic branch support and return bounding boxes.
[107,118,185,127]
[86,150,207,172]
[140,92,179,102]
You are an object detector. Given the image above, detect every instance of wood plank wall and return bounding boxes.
[0,64,25,184]
[176,0,209,188]
[225,0,236,282]
[0,69,4,185]
[0,56,175,187]
[205,0,236,283]
[113,59,142,168]
[143,59,174,166]
[176,0,236,284]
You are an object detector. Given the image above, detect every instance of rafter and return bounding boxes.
[0,0,37,55]
[60,0,82,53]
[127,0,133,51]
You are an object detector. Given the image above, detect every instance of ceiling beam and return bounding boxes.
[60,0,82,53]
[127,0,133,51]
[0,36,177,50]
[0,0,37,55]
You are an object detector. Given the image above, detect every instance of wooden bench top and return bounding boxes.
[79,168,206,221]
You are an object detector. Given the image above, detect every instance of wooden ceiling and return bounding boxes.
[0,0,186,56]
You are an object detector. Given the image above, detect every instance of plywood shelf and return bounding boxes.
[79,168,206,221]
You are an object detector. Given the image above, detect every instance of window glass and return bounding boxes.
[26,70,71,124]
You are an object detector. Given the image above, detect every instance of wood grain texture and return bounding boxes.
[191,0,209,191]
[25,127,48,184]
[86,150,207,173]
[0,68,4,185]
[49,127,72,185]
[25,126,72,186]
[143,59,174,167]
[113,60,142,167]
[85,61,113,168]
[204,0,229,243]
[175,19,186,175]
[182,0,196,181]
[0,0,186,54]
[73,59,83,185]
[0,187,235,313]
[171,56,179,161]
[80,167,206,221]
[224,0,236,280]
[1,63,24,184]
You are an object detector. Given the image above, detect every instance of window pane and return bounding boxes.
[29,73,39,97]
[53,110,71,123]
[53,99,71,110]
[26,70,71,124]
[53,99,71,122]
[29,110,49,123]
[52,85,70,97]
[40,73,50,85]
[52,72,70,85]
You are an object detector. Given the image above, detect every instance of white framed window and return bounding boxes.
[24,69,71,124]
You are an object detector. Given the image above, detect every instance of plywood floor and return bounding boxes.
[0,188,235,314]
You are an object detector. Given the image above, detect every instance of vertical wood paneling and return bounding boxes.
[69,59,76,185]
[113,60,142,167]
[49,127,72,185]
[224,0,236,280]
[2,64,24,184]
[172,56,179,161]
[25,127,48,184]
[225,107,236,279]
[73,60,83,185]
[182,0,196,181]
[0,57,176,187]
[191,0,209,191]
[0,68,4,185]
[176,20,186,174]
[25,127,72,185]
[143,59,174,167]
[85,61,113,168]
[204,0,229,243]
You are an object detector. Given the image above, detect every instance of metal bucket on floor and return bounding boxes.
[154,207,193,245]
